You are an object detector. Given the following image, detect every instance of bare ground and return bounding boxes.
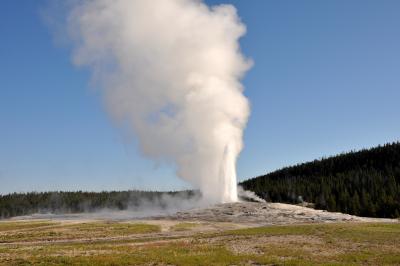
[160,202,397,224]
[1,202,399,265]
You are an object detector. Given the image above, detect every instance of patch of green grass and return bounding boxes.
[224,223,319,236]
[0,221,160,243]
[224,222,400,242]
[0,221,57,232]
[171,222,198,231]
[9,242,251,266]
[1,222,399,265]
[69,221,161,235]
[332,223,400,244]
[337,250,400,265]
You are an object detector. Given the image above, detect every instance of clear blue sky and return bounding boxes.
[1,1,399,194]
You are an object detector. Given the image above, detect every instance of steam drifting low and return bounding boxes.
[65,0,251,203]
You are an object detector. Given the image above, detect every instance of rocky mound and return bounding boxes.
[165,202,397,225]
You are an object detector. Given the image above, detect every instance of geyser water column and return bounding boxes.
[220,142,240,203]
[64,0,251,203]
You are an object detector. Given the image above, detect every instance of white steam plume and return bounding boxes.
[64,0,251,203]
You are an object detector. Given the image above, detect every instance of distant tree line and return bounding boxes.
[0,190,199,219]
[2,142,399,219]
[240,142,400,218]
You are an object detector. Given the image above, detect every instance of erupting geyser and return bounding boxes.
[65,0,251,203]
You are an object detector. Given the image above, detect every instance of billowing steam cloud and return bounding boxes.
[64,0,251,203]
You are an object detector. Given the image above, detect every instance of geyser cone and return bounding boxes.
[62,0,251,203]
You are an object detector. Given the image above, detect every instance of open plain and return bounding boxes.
[1,202,399,265]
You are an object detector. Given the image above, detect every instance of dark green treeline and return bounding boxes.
[0,190,199,219]
[1,142,399,219]
[240,142,400,218]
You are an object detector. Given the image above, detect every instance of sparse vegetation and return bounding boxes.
[0,221,399,265]
[0,221,160,243]
[171,222,198,231]
[0,220,57,232]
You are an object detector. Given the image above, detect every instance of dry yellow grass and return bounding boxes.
[0,221,399,265]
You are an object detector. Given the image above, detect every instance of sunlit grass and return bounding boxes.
[170,222,198,231]
[0,220,58,232]
[0,221,399,265]
[0,221,160,243]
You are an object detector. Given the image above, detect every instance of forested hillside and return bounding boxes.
[1,142,399,219]
[241,142,400,218]
[0,190,199,219]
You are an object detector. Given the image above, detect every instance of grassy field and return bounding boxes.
[0,220,399,265]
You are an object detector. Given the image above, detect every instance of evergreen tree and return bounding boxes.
[241,142,400,218]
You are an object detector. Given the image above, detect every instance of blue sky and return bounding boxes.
[1,1,399,194]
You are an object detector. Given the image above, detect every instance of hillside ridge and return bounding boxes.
[241,142,400,218]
